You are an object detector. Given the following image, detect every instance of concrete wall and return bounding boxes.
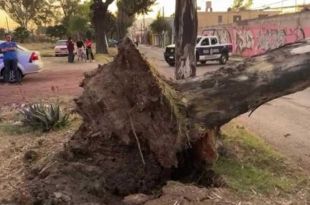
[201,11,310,57]
[198,10,279,33]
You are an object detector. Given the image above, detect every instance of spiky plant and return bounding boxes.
[20,103,70,132]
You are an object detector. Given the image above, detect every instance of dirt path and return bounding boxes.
[0,57,97,106]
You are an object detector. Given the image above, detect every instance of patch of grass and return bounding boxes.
[214,123,306,194]
[0,122,35,135]
[95,48,117,64]
[21,42,55,57]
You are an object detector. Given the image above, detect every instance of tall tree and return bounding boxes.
[91,0,156,54]
[174,0,198,80]
[91,0,114,54]
[0,0,51,29]
[33,0,59,27]
[59,0,79,19]
[150,12,172,34]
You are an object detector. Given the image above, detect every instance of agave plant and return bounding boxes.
[20,103,70,132]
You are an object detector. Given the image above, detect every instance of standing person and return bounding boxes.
[0,33,21,83]
[85,38,94,62]
[76,39,86,61]
[67,37,75,63]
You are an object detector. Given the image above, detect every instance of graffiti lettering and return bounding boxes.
[236,30,254,52]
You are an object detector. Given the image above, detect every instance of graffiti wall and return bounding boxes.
[202,11,310,57]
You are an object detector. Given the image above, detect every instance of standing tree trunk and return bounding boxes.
[174,0,198,80]
[91,0,114,54]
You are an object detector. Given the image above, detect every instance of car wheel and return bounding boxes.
[5,69,22,83]
[200,61,206,65]
[219,53,228,65]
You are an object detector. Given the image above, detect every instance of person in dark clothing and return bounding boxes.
[0,33,21,83]
[76,40,86,61]
[67,37,75,63]
[84,38,94,61]
[76,40,84,49]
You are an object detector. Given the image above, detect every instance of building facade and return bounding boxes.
[198,1,280,33]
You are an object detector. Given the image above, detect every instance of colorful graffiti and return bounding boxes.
[201,12,310,57]
[236,30,254,52]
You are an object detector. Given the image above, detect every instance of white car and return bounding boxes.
[0,41,43,79]
[54,40,68,56]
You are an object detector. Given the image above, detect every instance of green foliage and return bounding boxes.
[232,0,253,10]
[0,122,34,135]
[0,0,53,28]
[13,27,30,43]
[20,103,70,132]
[46,25,67,39]
[117,0,156,16]
[213,123,306,194]
[67,15,89,37]
[150,14,172,34]
[59,0,80,19]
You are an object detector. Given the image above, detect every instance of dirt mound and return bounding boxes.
[17,38,195,205]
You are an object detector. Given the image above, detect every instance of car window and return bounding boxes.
[211,38,218,45]
[196,37,201,45]
[201,38,210,46]
[56,41,67,45]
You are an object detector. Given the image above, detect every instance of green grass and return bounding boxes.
[95,48,117,64]
[0,122,35,135]
[21,42,55,57]
[214,123,307,194]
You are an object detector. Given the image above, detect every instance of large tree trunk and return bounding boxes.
[174,0,198,80]
[95,26,108,54]
[91,0,113,54]
[21,39,310,204]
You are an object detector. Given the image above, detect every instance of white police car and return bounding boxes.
[0,41,43,80]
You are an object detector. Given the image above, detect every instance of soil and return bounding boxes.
[15,38,185,205]
[0,57,97,106]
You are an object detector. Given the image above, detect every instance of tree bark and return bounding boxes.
[91,0,113,54]
[174,0,198,80]
[174,41,310,128]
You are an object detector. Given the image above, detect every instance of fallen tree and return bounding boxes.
[20,38,310,205]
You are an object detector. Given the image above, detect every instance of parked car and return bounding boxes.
[54,40,68,56]
[164,35,233,66]
[0,41,43,80]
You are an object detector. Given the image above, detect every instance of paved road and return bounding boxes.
[139,45,310,171]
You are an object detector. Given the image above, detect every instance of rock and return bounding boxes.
[123,193,153,205]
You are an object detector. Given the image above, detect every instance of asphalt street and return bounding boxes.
[139,45,310,171]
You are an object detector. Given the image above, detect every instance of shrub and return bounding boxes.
[20,103,70,132]
[13,27,30,43]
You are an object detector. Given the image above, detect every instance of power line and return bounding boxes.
[252,0,291,9]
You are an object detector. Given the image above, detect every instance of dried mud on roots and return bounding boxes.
[17,38,198,205]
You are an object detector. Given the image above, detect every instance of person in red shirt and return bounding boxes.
[84,38,94,61]
[67,37,75,63]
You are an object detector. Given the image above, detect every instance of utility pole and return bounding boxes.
[143,14,145,44]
